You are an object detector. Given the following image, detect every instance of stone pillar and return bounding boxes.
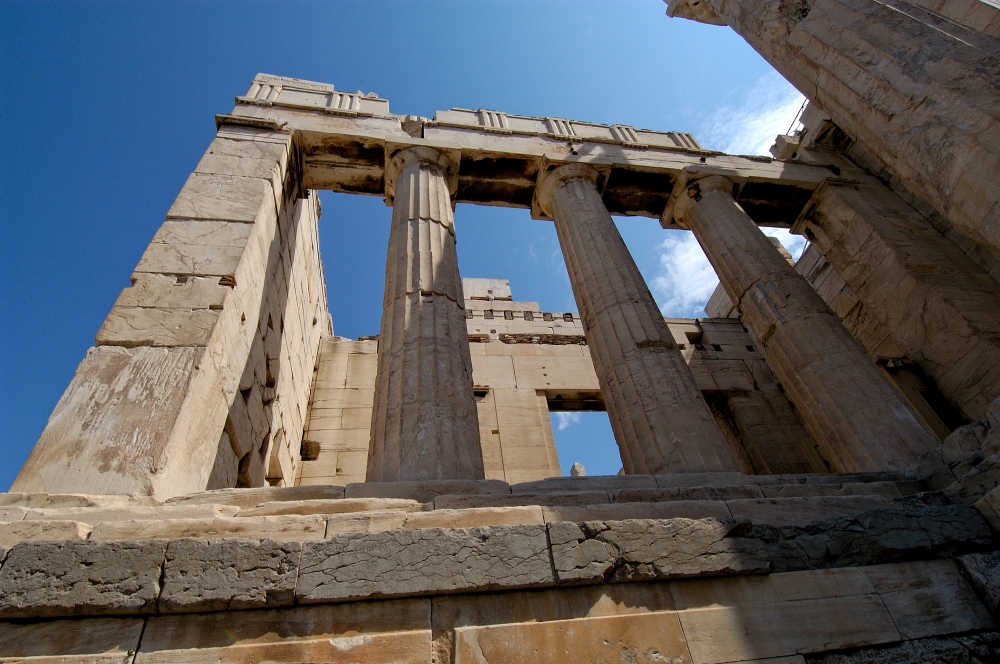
[674,173,939,473]
[13,122,312,500]
[367,146,484,482]
[536,163,738,475]
[666,0,1000,259]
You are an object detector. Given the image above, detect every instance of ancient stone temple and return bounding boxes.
[4,0,1000,661]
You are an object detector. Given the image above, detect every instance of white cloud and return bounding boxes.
[647,75,809,317]
[696,72,806,157]
[553,412,581,431]
[650,230,719,318]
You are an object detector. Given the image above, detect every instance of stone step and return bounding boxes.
[3,560,996,663]
[0,505,990,622]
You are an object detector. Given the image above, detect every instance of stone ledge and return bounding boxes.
[345,479,511,502]
[0,504,992,620]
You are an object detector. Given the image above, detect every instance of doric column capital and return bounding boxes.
[671,171,737,229]
[384,143,460,206]
[534,162,604,219]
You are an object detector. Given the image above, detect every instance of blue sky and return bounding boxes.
[1,0,806,487]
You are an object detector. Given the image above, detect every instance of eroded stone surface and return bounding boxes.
[755,505,993,573]
[959,551,1000,615]
[159,538,300,612]
[165,485,346,508]
[0,540,166,618]
[297,524,553,602]
[549,518,768,584]
[805,631,1000,664]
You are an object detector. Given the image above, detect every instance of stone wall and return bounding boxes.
[12,122,327,501]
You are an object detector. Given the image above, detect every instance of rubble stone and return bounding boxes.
[297,524,553,602]
[958,551,1000,615]
[0,540,166,618]
[755,505,993,573]
[549,518,768,584]
[159,538,300,612]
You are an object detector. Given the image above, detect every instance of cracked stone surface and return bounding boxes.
[805,631,1000,664]
[549,518,768,584]
[0,540,165,618]
[296,524,553,602]
[755,504,993,573]
[959,551,1000,615]
[159,538,300,612]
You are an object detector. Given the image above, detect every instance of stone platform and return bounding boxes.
[2,472,999,663]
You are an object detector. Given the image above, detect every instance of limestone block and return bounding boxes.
[959,551,1000,615]
[90,515,326,542]
[165,484,345,508]
[866,559,996,639]
[727,496,892,527]
[512,475,657,494]
[946,452,1000,505]
[754,504,993,573]
[12,346,201,497]
[654,472,752,488]
[543,500,732,523]
[453,611,692,664]
[803,633,1000,664]
[238,497,419,517]
[401,506,544,530]
[166,172,274,223]
[0,520,92,546]
[678,591,898,662]
[114,274,230,310]
[149,219,255,249]
[134,242,247,278]
[549,518,767,585]
[618,485,765,502]
[136,600,431,664]
[511,356,600,390]
[324,509,410,536]
[0,493,157,509]
[431,583,679,659]
[159,538,300,612]
[23,504,239,525]
[434,491,611,510]
[297,524,554,602]
[193,136,289,180]
[95,306,220,348]
[0,507,26,523]
[0,540,166,618]
[345,479,511,503]
[0,617,145,661]
[759,481,903,499]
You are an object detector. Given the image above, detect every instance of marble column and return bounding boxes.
[536,163,738,475]
[367,146,484,481]
[675,173,938,473]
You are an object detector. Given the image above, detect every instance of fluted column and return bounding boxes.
[536,164,738,475]
[675,173,938,473]
[367,146,483,481]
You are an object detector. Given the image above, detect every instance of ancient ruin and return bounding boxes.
[3,0,1000,661]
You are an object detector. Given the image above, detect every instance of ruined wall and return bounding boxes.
[213,192,330,489]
